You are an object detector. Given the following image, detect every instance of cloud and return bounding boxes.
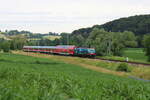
[0,0,150,33]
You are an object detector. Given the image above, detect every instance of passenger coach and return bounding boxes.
[23,45,96,57]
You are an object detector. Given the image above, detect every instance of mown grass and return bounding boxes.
[124,48,148,62]
[99,48,149,64]
[0,53,150,100]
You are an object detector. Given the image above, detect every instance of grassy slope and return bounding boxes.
[27,36,61,41]
[0,53,150,99]
[0,34,10,40]
[43,35,61,40]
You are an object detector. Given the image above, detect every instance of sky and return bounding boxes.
[0,0,150,33]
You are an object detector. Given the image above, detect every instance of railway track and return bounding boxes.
[95,57,150,66]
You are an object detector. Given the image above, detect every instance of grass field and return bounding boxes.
[0,53,150,99]
[124,48,148,62]
[43,35,61,40]
[100,48,149,64]
[27,36,61,41]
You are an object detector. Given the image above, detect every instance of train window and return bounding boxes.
[88,49,95,53]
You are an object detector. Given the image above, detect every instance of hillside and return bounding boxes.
[0,30,61,41]
[72,14,150,37]
[0,34,10,40]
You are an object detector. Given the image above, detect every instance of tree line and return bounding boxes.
[0,29,150,61]
[72,15,150,38]
[70,28,137,56]
[70,28,150,61]
[0,32,67,52]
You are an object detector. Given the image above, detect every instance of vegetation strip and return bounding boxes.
[95,57,150,66]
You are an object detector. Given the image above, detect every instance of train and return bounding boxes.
[23,45,96,57]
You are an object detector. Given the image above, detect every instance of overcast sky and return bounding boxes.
[0,0,150,33]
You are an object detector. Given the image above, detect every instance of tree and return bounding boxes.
[7,30,19,36]
[26,40,37,46]
[53,38,60,45]
[136,35,144,47]
[143,34,150,61]
[60,33,70,45]
[39,39,51,46]
[0,41,10,52]
[122,31,137,47]
[111,32,125,56]
[70,34,85,46]
[10,35,27,50]
[87,28,114,56]
[86,28,127,56]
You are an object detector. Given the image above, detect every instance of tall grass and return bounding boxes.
[0,53,150,100]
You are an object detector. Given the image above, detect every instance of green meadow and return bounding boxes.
[0,53,150,100]
[124,48,148,62]
[100,48,149,64]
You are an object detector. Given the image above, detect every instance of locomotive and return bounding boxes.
[23,45,96,57]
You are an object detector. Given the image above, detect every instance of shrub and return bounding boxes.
[35,60,41,64]
[143,34,150,62]
[116,63,130,72]
[1,41,10,52]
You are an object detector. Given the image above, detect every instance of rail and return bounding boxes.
[95,57,150,66]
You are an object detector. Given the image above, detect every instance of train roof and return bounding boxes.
[23,46,57,49]
[23,45,76,49]
[57,45,76,48]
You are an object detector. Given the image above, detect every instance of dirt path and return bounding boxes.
[13,51,126,76]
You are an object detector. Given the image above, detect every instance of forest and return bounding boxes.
[72,14,150,36]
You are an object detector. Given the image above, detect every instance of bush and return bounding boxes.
[143,34,150,62]
[35,60,41,64]
[1,41,10,52]
[116,63,130,72]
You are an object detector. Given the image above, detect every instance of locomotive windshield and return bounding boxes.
[88,49,95,53]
